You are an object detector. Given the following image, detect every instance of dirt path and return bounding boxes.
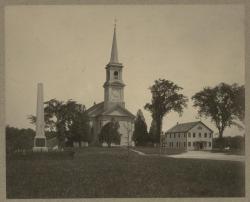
[130,148,245,162]
[168,151,245,162]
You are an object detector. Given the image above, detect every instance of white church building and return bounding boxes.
[86,25,135,146]
[163,121,213,151]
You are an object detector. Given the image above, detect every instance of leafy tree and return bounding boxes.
[144,79,188,143]
[148,119,157,143]
[65,100,91,146]
[28,99,90,149]
[232,84,245,124]
[99,118,121,147]
[192,83,245,140]
[132,109,148,146]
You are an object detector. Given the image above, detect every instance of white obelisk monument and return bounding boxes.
[33,83,48,152]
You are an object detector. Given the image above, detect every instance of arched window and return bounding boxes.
[114,71,118,79]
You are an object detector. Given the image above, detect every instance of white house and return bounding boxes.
[163,121,213,151]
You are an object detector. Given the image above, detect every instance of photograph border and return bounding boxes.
[0,0,248,201]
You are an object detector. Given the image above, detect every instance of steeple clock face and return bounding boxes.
[110,88,121,101]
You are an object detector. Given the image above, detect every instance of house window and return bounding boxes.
[209,142,212,147]
[188,142,191,147]
[209,133,212,138]
[193,142,195,147]
[114,71,118,79]
[199,133,201,137]
[184,142,186,147]
[204,133,207,138]
[193,133,196,138]
[188,133,191,138]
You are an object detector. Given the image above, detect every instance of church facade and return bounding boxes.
[86,25,135,146]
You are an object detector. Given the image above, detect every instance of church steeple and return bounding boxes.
[110,22,119,63]
[104,21,125,110]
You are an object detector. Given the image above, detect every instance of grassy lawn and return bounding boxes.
[6,147,245,198]
[133,146,186,155]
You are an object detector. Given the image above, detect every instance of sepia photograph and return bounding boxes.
[4,3,245,199]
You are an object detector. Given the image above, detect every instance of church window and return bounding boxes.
[114,71,118,79]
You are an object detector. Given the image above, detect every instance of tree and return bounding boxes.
[65,100,90,146]
[28,99,90,149]
[99,118,121,147]
[232,84,245,124]
[144,79,188,143]
[132,109,148,146]
[192,83,245,140]
[148,119,157,144]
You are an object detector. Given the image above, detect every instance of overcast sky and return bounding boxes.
[5,5,245,136]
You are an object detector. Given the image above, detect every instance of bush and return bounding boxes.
[213,136,245,152]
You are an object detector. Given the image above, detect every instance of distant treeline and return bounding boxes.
[6,126,35,154]
[6,126,58,155]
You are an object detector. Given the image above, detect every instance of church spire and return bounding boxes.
[110,20,119,63]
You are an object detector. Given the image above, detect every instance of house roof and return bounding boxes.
[166,121,213,133]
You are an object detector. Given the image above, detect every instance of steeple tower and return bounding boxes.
[110,23,119,63]
[103,22,125,110]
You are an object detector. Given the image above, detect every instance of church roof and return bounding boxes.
[86,102,135,119]
[166,121,213,133]
[109,24,119,64]
[86,102,105,117]
[102,105,135,119]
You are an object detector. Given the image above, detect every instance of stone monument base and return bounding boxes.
[33,137,48,152]
[32,146,48,152]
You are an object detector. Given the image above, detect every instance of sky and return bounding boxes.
[5,5,245,137]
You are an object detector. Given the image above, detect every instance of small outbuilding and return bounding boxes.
[163,121,213,151]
